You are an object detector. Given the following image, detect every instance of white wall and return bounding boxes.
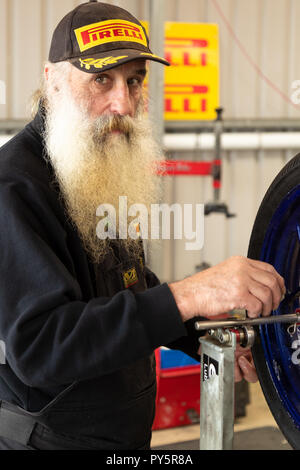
[1,0,300,282]
[1,0,300,120]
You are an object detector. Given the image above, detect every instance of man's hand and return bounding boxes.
[169,256,286,322]
[235,346,257,383]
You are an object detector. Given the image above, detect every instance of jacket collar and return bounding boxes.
[29,102,46,139]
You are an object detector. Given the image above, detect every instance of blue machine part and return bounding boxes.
[260,185,300,428]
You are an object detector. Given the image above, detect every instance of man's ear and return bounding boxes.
[44,64,59,92]
[44,65,50,82]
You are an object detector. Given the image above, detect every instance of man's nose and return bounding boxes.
[109,82,133,117]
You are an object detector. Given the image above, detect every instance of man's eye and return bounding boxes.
[95,75,108,84]
[128,77,142,86]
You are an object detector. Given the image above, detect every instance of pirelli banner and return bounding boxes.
[144,22,220,121]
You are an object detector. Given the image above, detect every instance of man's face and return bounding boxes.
[43,59,163,263]
[66,60,147,120]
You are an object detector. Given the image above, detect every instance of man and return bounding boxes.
[0,1,285,450]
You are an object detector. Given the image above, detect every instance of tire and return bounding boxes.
[248,152,300,450]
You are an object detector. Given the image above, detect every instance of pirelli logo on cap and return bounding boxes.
[75,19,148,53]
[123,267,138,289]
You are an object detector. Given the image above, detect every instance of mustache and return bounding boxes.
[92,115,136,140]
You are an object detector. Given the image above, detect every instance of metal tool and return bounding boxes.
[197,310,300,450]
[195,312,300,332]
[207,325,256,349]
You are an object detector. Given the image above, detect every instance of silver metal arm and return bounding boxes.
[195,313,300,331]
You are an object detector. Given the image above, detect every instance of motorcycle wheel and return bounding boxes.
[248,152,300,449]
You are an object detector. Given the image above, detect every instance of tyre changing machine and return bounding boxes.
[196,312,300,450]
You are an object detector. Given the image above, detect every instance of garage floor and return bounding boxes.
[151,382,292,450]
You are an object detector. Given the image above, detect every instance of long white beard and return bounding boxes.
[43,83,164,264]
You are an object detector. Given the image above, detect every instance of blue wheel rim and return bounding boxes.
[260,185,300,427]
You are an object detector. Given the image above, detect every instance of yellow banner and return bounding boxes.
[143,22,219,121]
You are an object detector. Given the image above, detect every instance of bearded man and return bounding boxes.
[0,1,285,450]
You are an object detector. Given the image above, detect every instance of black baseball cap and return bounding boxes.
[48,1,170,73]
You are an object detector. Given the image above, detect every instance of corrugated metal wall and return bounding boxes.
[1,0,300,282]
[1,0,300,119]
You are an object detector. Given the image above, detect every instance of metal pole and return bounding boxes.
[146,0,168,279]
[199,335,236,450]
[148,0,165,145]
[213,107,224,202]
[195,313,300,332]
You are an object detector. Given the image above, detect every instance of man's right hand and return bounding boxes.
[168,256,286,322]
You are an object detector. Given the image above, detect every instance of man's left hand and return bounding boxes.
[235,346,258,383]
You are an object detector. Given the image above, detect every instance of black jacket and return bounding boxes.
[0,110,200,449]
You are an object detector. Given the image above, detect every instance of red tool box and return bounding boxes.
[152,348,200,430]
